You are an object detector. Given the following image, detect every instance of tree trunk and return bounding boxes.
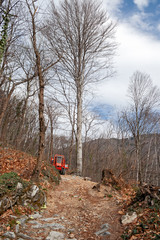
[15,86,30,148]
[49,117,53,161]
[76,85,82,176]
[29,2,45,182]
[69,121,74,170]
[136,139,142,185]
[154,134,159,186]
[31,67,45,182]
[68,105,76,170]
[144,136,153,183]
[34,81,45,178]
[0,86,14,128]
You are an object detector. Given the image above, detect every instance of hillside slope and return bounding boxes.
[0,174,125,239]
[0,146,59,182]
[0,146,37,179]
[0,147,159,239]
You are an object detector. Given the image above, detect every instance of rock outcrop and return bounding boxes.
[0,182,46,215]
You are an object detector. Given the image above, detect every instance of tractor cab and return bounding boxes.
[51,154,68,175]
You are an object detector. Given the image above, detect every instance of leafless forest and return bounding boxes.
[0,0,160,185]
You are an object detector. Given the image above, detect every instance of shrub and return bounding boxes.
[0,172,29,196]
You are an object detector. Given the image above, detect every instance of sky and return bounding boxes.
[93,0,160,118]
[39,0,160,120]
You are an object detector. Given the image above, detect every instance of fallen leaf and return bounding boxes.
[6,226,10,231]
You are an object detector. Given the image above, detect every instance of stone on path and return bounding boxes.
[121,212,137,225]
[32,222,65,230]
[2,231,16,239]
[29,213,42,219]
[46,231,65,240]
[95,223,111,236]
[17,233,32,239]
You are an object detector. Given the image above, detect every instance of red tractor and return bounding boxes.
[51,154,68,175]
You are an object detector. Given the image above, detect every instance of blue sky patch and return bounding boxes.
[90,103,115,120]
[115,0,160,38]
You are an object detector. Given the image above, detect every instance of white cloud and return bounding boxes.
[133,0,150,10]
[157,23,160,32]
[93,0,160,111]
[95,22,160,109]
[129,12,153,31]
[105,0,124,15]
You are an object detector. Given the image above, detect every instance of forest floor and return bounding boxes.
[0,174,125,240]
[0,146,160,239]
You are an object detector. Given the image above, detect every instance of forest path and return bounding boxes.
[45,175,123,240]
[0,174,124,240]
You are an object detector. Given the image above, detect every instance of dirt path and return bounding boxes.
[0,174,124,239]
[44,175,123,240]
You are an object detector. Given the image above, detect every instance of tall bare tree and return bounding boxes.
[44,0,116,175]
[47,72,77,168]
[45,101,60,161]
[25,0,46,181]
[121,71,160,184]
[25,0,60,181]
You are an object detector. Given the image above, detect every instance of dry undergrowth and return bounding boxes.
[1,146,159,239]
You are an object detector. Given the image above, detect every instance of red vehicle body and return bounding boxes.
[51,154,68,175]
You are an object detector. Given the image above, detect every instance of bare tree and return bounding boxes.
[46,72,77,168]
[45,101,60,161]
[25,0,46,181]
[25,0,60,181]
[0,0,25,127]
[0,92,39,154]
[121,71,160,184]
[44,0,116,175]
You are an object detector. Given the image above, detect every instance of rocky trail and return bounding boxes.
[0,175,124,240]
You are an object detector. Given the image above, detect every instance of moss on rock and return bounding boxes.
[0,172,29,197]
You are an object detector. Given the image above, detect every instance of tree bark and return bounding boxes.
[0,86,14,128]
[27,1,46,182]
[144,136,153,183]
[49,115,53,161]
[76,84,82,175]
[68,105,76,170]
